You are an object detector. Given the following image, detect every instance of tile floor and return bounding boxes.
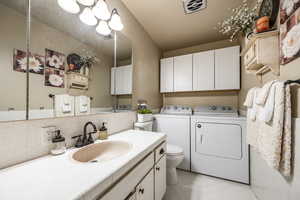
[163,170,257,200]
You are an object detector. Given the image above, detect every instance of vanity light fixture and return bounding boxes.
[92,0,111,20]
[108,9,124,31]
[57,0,80,14]
[79,7,98,26]
[77,0,95,6]
[96,20,111,36]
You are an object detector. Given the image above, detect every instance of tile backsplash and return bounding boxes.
[0,111,136,169]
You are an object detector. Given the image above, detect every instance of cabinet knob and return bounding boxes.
[156,167,160,171]
[197,124,202,128]
[159,148,165,155]
[139,188,144,194]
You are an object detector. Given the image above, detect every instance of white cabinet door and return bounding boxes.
[215,46,240,90]
[121,65,133,95]
[154,156,166,200]
[193,50,215,91]
[173,54,193,92]
[160,58,174,93]
[111,65,133,95]
[111,68,115,95]
[137,170,154,200]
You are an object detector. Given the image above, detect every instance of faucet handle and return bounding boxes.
[72,134,83,148]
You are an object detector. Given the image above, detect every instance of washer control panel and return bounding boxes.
[160,105,192,115]
[193,105,238,117]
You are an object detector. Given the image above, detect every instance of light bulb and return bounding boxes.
[79,7,98,26]
[96,20,111,36]
[77,0,94,6]
[108,9,124,31]
[57,0,80,14]
[92,0,111,20]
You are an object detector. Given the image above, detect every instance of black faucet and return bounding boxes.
[83,121,97,145]
[72,121,97,148]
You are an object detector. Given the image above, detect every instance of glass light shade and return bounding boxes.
[57,0,80,14]
[77,0,94,6]
[92,0,111,20]
[96,20,111,36]
[108,10,124,31]
[79,7,98,26]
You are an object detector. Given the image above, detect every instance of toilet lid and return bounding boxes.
[167,144,183,155]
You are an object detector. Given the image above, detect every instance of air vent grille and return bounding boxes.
[183,0,207,14]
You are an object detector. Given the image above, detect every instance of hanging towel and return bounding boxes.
[279,84,292,177]
[55,94,72,113]
[256,80,277,105]
[79,96,89,113]
[258,83,276,123]
[244,87,260,121]
[243,87,257,107]
[257,81,292,177]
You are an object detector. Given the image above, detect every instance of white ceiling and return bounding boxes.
[121,0,243,51]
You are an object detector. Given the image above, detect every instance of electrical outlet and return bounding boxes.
[41,126,56,146]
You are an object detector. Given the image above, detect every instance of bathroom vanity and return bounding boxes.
[0,130,166,200]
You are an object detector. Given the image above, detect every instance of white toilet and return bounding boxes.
[134,121,184,185]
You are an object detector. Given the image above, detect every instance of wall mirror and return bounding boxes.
[0,0,27,122]
[0,0,132,122]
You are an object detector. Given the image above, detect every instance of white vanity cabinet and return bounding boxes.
[154,156,166,200]
[173,54,193,92]
[100,142,166,200]
[215,46,240,90]
[160,58,174,92]
[193,50,215,91]
[160,46,240,93]
[111,65,133,95]
[136,170,154,200]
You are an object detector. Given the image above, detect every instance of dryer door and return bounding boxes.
[195,122,242,160]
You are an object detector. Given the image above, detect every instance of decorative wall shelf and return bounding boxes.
[241,30,280,77]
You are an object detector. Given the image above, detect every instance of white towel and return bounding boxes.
[258,83,276,123]
[243,87,257,107]
[256,80,277,105]
[79,96,89,113]
[55,94,72,113]
[244,88,260,121]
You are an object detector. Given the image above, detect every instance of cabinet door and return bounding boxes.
[154,156,166,200]
[137,169,154,200]
[215,46,240,90]
[122,65,133,95]
[115,67,124,94]
[174,54,193,92]
[193,50,215,91]
[160,58,174,93]
[111,67,116,95]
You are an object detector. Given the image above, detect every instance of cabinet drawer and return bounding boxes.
[155,142,166,163]
[244,42,256,66]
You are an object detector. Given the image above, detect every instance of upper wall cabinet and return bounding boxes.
[160,46,240,93]
[111,65,133,95]
[173,54,193,92]
[193,50,215,91]
[160,58,174,93]
[215,46,240,90]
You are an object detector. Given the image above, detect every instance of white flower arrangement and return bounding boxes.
[217,0,261,41]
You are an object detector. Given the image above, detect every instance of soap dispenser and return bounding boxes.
[51,130,67,155]
[98,122,108,140]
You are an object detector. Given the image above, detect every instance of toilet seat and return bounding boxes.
[166,144,184,156]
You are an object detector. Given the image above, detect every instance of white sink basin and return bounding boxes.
[72,141,133,163]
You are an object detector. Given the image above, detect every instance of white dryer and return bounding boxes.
[153,105,192,171]
[191,106,249,184]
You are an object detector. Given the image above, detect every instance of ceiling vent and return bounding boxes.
[182,0,207,14]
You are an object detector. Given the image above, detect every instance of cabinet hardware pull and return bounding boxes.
[156,167,160,171]
[139,188,144,194]
[159,148,165,155]
[197,124,202,128]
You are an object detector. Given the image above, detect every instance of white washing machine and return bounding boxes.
[153,105,192,171]
[191,106,249,184]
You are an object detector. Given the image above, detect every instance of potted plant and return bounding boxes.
[137,108,153,123]
[217,0,260,42]
[79,55,99,76]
